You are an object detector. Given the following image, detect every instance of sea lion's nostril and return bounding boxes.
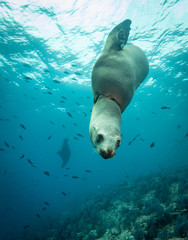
[107,148,113,155]
[108,149,115,157]
[100,150,107,159]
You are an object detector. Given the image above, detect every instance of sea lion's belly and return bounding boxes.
[92,53,135,112]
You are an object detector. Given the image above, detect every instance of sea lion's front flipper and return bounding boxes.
[103,19,131,52]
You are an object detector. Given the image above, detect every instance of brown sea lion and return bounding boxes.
[89,19,149,159]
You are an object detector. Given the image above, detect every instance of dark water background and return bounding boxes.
[0,0,187,239]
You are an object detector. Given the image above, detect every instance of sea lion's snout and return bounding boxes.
[100,148,115,159]
[96,135,121,159]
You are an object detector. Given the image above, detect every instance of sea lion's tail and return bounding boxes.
[103,19,132,52]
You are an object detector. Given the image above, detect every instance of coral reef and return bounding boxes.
[18,166,188,240]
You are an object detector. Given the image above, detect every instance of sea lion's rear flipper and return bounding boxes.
[103,19,131,52]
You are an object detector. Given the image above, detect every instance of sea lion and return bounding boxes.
[57,138,71,168]
[89,19,149,159]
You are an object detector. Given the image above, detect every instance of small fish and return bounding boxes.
[139,138,144,142]
[36,214,41,218]
[76,102,80,106]
[62,192,67,196]
[150,142,155,148]
[60,100,65,104]
[23,63,31,68]
[27,159,36,167]
[0,148,4,151]
[64,71,69,74]
[67,112,73,118]
[47,91,52,95]
[64,174,69,177]
[44,201,50,206]
[27,159,33,165]
[136,117,140,121]
[85,170,92,173]
[61,96,67,100]
[185,132,188,138]
[19,135,23,141]
[53,80,61,84]
[4,170,7,174]
[73,137,78,141]
[128,134,141,145]
[44,69,49,73]
[4,141,9,148]
[83,112,87,117]
[20,154,24,159]
[62,124,65,128]
[45,85,51,90]
[161,106,171,110]
[42,207,47,211]
[11,146,15,150]
[49,121,54,125]
[72,176,79,179]
[72,77,77,81]
[24,76,32,80]
[77,133,83,137]
[13,115,18,119]
[24,225,30,230]
[75,72,82,76]
[66,167,70,170]
[20,124,26,130]
[177,124,181,129]
[73,123,77,126]
[43,171,50,176]
[48,135,52,140]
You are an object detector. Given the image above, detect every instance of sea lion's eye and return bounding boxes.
[116,139,121,148]
[96,134,104,143]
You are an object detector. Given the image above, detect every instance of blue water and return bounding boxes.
[0,0,187,239]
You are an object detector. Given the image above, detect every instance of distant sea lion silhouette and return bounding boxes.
[57,138,71,167]
[89,19,149,159]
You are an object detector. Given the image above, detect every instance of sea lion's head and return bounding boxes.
[89,95,122,159]
[90,124,121,159]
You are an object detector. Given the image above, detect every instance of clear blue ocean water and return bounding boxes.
[0,0,187,239]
